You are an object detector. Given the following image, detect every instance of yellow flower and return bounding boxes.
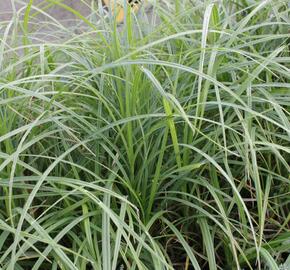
[103,0,142,23]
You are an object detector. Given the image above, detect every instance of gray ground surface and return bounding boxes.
[0,0,158,64]
[0,0,157,42]
[0,0,91,23]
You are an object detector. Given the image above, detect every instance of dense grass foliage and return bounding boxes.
[0,0,289,269]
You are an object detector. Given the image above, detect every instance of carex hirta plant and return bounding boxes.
[0,0,289,269]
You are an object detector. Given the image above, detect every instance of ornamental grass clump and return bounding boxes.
[0,1,289,269]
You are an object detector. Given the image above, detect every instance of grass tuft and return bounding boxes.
[0,0,289,269]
